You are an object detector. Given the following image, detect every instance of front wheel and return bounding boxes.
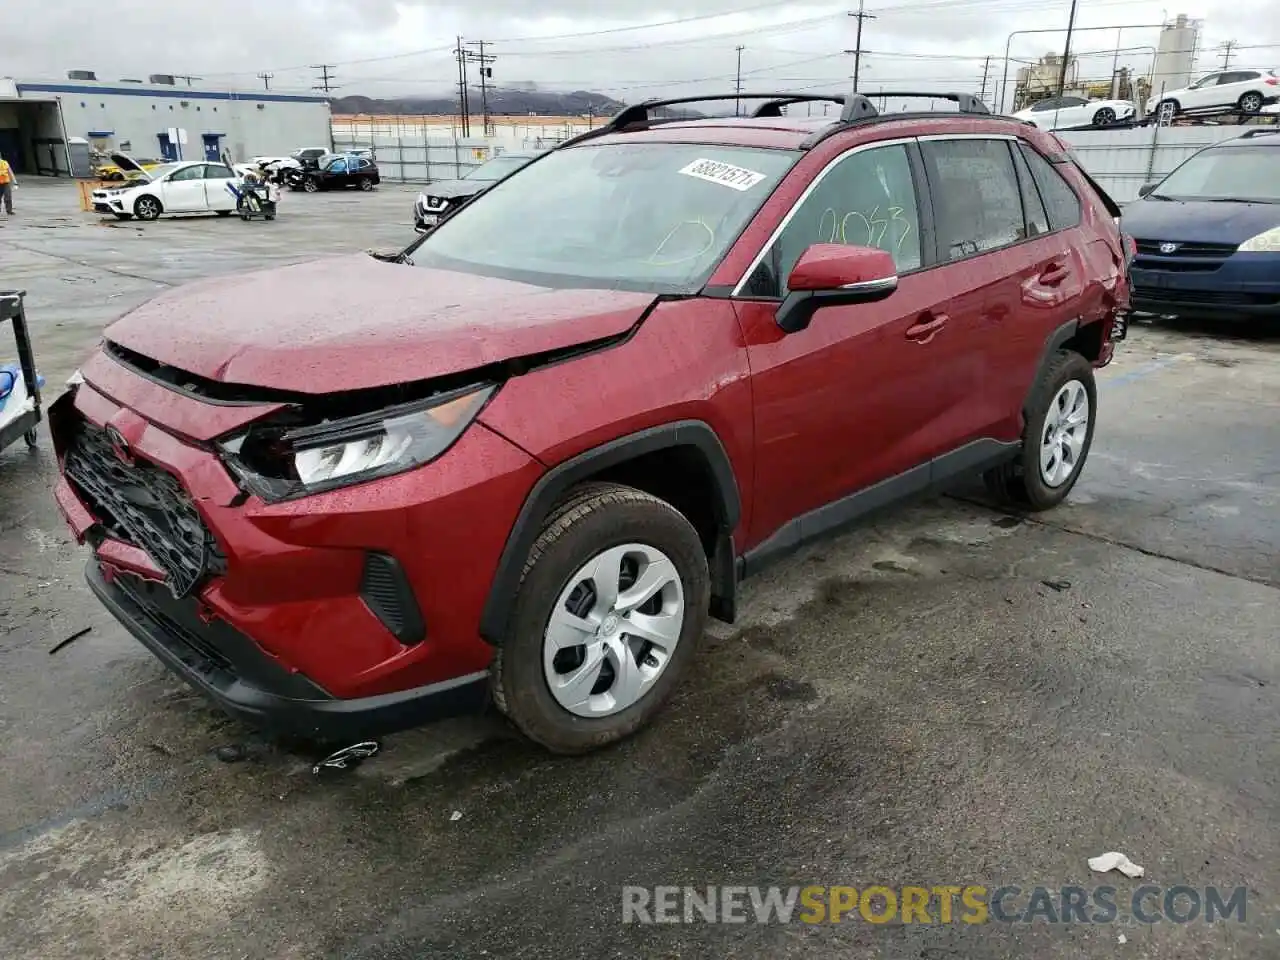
[302,178,319,193]
[490,482,709,754]
[133,195,162,221]
[359,178,374,191]
[1092,106,1117,126]
[984,350,1097,511]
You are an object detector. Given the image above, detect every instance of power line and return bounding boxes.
[846,2,877,91]
[311,64,338,93]
[256,72,274,90]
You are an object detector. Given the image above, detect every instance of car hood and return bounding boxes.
[1121,197,1280,244]
[110,151,152,181]
[419,178,491,201]
[104,254,657,394]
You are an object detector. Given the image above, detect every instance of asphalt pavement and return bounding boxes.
[1,178,1277,960]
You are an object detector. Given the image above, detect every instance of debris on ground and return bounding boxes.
[312,740,380,775]
[215,744,248,763]
[1040,578,1073,592]
[1088,851,1145,878]
[450,810,463,821]
[48,626,91,655]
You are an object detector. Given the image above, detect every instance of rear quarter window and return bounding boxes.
[1018,144,1083,230]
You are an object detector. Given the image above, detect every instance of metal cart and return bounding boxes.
[0,290,42,452]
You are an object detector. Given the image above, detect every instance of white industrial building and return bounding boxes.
[0,72,331,176]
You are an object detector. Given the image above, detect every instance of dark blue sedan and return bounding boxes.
[1122,129,1280,321]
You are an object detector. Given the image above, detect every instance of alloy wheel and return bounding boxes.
[1093,107,1116,125]
[542,543,685,718]
[1039,379,1090,488]
[1240,93,1263,114]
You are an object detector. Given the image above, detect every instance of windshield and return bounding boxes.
[412,142,799,293]
[464,155,534,181]
[1150,146,1280,202]
[140,163,181,180]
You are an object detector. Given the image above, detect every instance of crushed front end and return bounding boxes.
[49,344,542,742]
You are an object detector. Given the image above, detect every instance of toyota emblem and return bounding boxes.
[1159,242,1178,254]
[105,425,133,464]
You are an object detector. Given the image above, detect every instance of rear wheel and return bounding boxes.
[302,178,319,193]
[491,482,709,754]
[359,178,374,191]
[1239,91,1264,114]
[984,350,1097,512]
[1092,106,1117,126]
[133,195,162,221]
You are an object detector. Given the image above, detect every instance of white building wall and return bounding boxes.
[15,79,331,163]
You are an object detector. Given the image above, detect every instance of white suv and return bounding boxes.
[1147,68,1279,120]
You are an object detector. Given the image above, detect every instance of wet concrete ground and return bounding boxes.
[1,179,1278,960]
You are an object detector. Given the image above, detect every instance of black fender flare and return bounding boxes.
[1023,318,1082,423]
[478,420,741,643]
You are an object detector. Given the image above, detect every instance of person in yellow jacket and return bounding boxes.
[0,156,14,215]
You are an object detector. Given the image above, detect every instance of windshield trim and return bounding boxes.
[397,142,802,288]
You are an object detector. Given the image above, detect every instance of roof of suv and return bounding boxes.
[1216,129,1280,148]
[560,90,1029,152]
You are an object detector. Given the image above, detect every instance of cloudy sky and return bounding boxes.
[7,0,1279,109]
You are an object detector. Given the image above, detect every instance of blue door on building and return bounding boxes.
[202,134,223,162]
[157,133,177,161]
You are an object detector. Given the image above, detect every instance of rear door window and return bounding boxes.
[1018,144,1083,230]
[920,138,1026,260]
[1011,147,1050,237]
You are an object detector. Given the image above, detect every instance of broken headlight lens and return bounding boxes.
[219,384,496,502]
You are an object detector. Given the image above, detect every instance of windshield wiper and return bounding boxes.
[1146,192,1175,201]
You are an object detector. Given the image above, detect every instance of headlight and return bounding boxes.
[219,384,495,502]
[1238,226,1280,253]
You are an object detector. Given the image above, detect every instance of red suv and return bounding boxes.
[50,92,1128,754]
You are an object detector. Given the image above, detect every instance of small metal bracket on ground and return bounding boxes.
[312,740,381,774]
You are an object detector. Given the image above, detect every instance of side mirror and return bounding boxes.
[1137,182,1157,198]
[776,244,899,334]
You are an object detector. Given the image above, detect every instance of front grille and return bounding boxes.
[1132,286,1280,306]
[1131,256,1222,273]
[64,419,225,598]
[1134,239,1238,257]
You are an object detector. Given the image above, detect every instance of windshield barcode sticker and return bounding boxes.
[678,158,767,191]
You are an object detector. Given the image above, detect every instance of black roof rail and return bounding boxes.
[869,91,990,115]
[1235,127,1280,139]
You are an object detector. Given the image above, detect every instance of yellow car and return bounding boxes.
[93,154,166,182]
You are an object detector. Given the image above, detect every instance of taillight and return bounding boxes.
[1267,77,1279,85]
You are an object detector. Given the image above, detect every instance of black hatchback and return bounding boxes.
[299,154,381,193]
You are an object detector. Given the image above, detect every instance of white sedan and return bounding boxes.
[1013,96,1136,129]
[90,153,241,221]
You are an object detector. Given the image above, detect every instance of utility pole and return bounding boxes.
[1219,40,1236,69]
[311,65,337,94]
[454,38,470,137]
[978,56,992,106]
[845,2,877,91]
[1057,0,1079,96]
[734,45,745,116]
[257,72,273,90]
[465,41,496,136]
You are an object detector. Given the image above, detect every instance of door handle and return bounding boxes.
[905,312,949,343]
[1039,261,1071,286]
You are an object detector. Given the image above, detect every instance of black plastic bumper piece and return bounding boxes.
[86,561,487,743]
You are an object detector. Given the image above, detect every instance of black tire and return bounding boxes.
[216,210,232,217]
[1239,91,1264,115]
[490,482,710,754]
[1092,107,1117,126]
[111,212,133,221]
[983,350,1097,512]
[133,195,162,221]
[302,178,319,193]
[359,178,374,191]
